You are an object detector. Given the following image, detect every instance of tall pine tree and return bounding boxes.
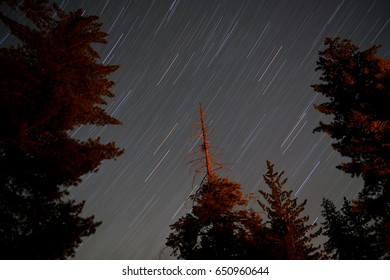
[313,37,390,258]
[166,104,255,259]
[0,0,123,259]
[256,161,321,259]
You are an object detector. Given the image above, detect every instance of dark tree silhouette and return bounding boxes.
[166,106,321,259]
[255,161,321,259]
[313,37,390,258]
[321,198,384,259]
[0,0,123,259]
[166,104,257,259]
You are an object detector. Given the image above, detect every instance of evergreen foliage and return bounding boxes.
[166,106,320,259]
[321,198,384,259]
[313,38,389,200]
[166,105,254,259]
[256,161,321,259]
[0,0,123,259]
[166,176,252,259]
[314,37,390,258]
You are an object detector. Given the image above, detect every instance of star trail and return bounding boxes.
[3,0,388,259]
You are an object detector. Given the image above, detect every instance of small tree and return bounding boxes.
[166,104,254,259]
[0,0,123,259]
[256,161,321,259]
[321,198,384,259]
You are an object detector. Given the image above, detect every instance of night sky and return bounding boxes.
[4,0,389,259]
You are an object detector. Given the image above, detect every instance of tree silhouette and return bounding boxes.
[0,0,123,259]
[313,37,390,258]
[166,106,321,259]
[255,161,321,259]
[321,198,384,259]
[166,104,256,259]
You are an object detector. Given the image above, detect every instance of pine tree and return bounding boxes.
[166,104,254,259]
[0,0,123,259]
[321,198,384,259]
[313,37,390,258]
[256,161,321,259]
[313,38,389,198]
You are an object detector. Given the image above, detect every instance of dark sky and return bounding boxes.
[4,0,389,259]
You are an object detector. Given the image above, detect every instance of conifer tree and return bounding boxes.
[313,37,389,258]
[0,0,123,259]
[166,104,255,259]
[321,198,384,259]
[256,161,321,259]
[313,37,389,201]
